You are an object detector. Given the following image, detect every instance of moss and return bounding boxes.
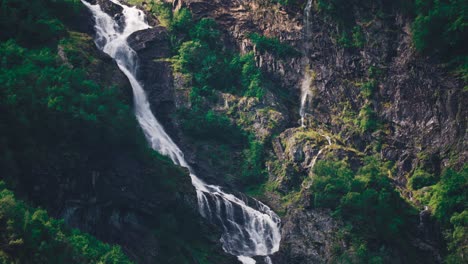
[358,79,376,99]
[59,31,97,67]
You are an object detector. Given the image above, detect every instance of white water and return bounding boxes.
[300,0,314,127]
[82,1,281,263]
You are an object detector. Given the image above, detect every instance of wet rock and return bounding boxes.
[97,0,123,17]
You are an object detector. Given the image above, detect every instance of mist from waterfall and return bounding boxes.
[81,1,281,263]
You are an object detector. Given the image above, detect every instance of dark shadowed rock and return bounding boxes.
[272,208,343,264]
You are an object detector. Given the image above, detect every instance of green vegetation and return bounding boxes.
[173,18,266,99]
[310,158,425,263]
[412,0,467,82]
[0,0,83,47]
[357,103,378,133]
[312,157,467,263]
[316,0,467,81]
[408,169,437,190]
[156,9,270,187]
[249,33,301,59]
[0,39,147,186]
[0,181,132,264]
[428,166,467,264]
[336,25,366,48]
[241,140,267,185]
[177,108,246,143]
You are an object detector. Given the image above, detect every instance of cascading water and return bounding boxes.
[81,1,281,263]
[300,0,314,127]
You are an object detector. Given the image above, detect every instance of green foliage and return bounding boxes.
[0,0,83,46]
[0,40,139,168]
[170,7,192,33]
[428,165,468,263]
[429,165,468,225]
[351,26,365,48]
[408,169,437,190]
[249,33,301,59]
[148,1,173,28]
[358,103,378,133]
[446,210,468,264]
[310,157,421,261]
[360,79,376,98]
[173,19,265,99]
[170,14,269,187]
[412,0,467,57]
[336,25,366,48]
[238,53,267,98]
[241,140,267,185]
[178,108,246,144]
[190,18,221,47]
[412,0,467,82]
[0,181,132,264]
[317,0,467,80]
[311,160,354,208]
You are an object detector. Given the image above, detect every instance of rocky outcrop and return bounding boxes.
[300,7,467,182]
[272,208,343,264]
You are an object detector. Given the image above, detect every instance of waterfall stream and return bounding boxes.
[81,1,281,263]
[300,0,314,127]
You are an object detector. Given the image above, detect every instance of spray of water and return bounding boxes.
[81,1,281,263]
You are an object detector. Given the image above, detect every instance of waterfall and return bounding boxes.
[81,1,281,263]
[300,0,314,127]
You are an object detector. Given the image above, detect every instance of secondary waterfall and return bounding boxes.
[300,0,314,127]
[81,1,281,263]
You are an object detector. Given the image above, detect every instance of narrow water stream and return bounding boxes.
[300,0,314,127]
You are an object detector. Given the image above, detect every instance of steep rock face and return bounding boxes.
[272,208,343,264]
[300,8,467,182]
[103,0,467,262]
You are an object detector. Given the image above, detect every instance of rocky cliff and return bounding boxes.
[117,0,466,263]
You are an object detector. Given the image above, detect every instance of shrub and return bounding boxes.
[150,1,173,28]
[429,165,468,225]
[0,0,82,46]
[0,181,132,263]
[310,157,419,260]
[428,165,468,263]
[249,32,301,58]
[170,8,192,33]
[408,169,437,190]
[241,140,267,185]
[360,79,376,98]
[358,103,378,133]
